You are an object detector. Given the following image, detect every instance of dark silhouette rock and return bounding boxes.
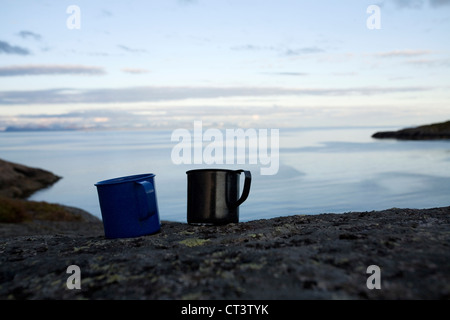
[372,120,450,140]
[0,158,61,198]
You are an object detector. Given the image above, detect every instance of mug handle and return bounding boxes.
[235,170,252,207]
[135,180,157,221]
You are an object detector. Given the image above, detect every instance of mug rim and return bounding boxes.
[95,173,155,186]
[186,168,242,174]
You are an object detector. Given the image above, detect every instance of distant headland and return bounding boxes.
[3,125,78,132]
[372,120,450,140]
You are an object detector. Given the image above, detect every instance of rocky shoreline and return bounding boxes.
[0,158,449,300]
[0,159,60,199]
[372,120,450,140]
[1,206,449,300]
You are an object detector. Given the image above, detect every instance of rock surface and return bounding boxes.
[0,158,449,300]
[1,206,449,300]
[0,159,60,198]
[372,120,450,140]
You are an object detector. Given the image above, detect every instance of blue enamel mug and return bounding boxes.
[95,173,161,239]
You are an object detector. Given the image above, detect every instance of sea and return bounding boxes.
[1,126,449,223]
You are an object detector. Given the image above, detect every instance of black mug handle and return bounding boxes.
[235,170,251,207]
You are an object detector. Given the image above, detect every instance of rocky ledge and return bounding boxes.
[372,120,450,140]
[0,159,60,199]
[1,206,449,300]
[1,158,449,300]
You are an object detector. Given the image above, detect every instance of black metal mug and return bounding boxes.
[186,169,252,225]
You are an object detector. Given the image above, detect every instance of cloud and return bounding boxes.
[0,85,432,105]
[375,50,433,58]
[17,31,42,41]
[284,47,324,56]
[101,9,113,17]
[0,65,106,77]
[393,0,425,9]
[405,59,450,67]
[373,50,450,67]
[392,0,450,8]
[230,45,276,51]
[117,45,148,53]
[263,72,309,76]
[1,109,126,131]
[177,0,197,5]
[121,68,150,74]
[0,40,31,55]
[231,44,324,56]
[429,0,450,6]
[332,72,358,76]
[4,102,445,131]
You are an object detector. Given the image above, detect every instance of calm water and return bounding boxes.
[1,127,449,222]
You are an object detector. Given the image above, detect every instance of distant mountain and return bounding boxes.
[4,125,78,132]
[372,120,450,140]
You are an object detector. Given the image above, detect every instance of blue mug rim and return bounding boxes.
[95,173,155,186]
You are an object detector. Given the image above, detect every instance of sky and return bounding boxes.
[0,0,449,131]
